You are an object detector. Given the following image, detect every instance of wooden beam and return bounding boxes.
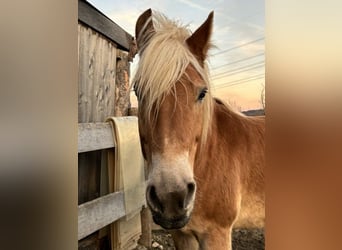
[78,191,125,240]
[78,123,115,153]
[78,0,133,51]
[78,24,117,123]
[138,207,152,248]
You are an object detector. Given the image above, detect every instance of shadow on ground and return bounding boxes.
[135,228,265,250]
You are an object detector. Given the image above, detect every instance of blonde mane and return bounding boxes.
[133,12,213,144]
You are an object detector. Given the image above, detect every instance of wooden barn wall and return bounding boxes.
[78,23,117,123]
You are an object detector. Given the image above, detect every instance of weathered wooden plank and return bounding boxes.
[78,151,102,204]
[98,149,111,239]
[78,23,90,123]
[78,0,132,51]
[78,23,117,123]
[78,123,115,153]
[78,233,100,249]
[138,207,152,248]
[78,191,126,240]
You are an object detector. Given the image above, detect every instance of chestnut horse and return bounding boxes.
[133,9,265,250]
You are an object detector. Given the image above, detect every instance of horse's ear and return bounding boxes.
[135,9,155,53]
[186,11,214,63]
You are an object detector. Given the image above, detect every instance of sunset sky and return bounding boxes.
[88,0,264,111]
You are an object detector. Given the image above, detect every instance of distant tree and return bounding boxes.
[260,83,265,110]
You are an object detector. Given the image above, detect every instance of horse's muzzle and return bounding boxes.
[151,211,190,229]
[146,182,196,229]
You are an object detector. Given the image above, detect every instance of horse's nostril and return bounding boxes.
[187,182,196,195]
[178,200,184,210]
[184,182,196,209]
[148,185,163,213]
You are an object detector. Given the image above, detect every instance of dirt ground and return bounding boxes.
[135,228,264,250]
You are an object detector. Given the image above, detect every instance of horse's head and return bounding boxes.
[134,9,213,229]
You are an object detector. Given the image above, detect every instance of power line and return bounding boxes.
[212,64,264,81]
[215,76,264,89]
[213,60,264,77]
[214,74,264,89]
[213,73,265,89]
[212,37,264,56]
[212,60,264,80]
[211,52,264,71]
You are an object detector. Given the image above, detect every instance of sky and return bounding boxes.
[87,0,264,111]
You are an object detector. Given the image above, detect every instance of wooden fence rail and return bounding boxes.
[78,123,115,153]
[78,122,146,243]
[78,191,125,240]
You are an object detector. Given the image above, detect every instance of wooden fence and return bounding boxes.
[78,122,149,249]
[78,1,149,249]
[78,122,120,240]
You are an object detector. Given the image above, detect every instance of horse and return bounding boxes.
[133,9,265,250]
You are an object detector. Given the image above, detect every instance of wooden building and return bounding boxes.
[78,1,144,249]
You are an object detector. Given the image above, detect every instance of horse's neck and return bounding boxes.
[207,100,247,154]
[194,99,265,228]
[193,101,248,209]
[195,100,256,180]
[196,99,265,193]
[196,100,241,167]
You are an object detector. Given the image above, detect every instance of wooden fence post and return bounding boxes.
[138,207,152,248]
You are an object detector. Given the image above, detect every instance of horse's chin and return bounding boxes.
[151,212,190,230]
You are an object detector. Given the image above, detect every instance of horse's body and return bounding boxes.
[133,9,265,250]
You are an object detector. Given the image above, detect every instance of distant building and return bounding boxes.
[242,109,265,116]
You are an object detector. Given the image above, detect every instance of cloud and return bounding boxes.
[107,9,139,35]
[175,0,210,12]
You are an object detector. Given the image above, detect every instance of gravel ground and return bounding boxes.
[134,228,264,250]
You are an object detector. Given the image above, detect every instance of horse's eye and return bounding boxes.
[198,88,208,101]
